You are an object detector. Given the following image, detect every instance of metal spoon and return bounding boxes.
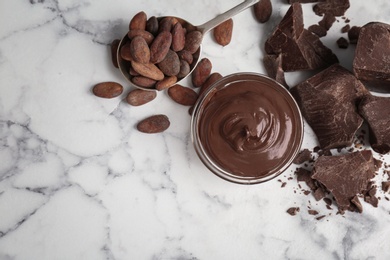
[117,0,260,90]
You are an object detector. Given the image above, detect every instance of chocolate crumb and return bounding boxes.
[351,195,363,213]
[287,207,300,216]
[293,149,312,164]
[341,24,350,33]
[316,215,326,220]
[364,186,379,208]
[308,209,319,215]
[337,37,349,48]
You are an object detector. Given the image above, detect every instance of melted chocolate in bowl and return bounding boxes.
[191,73,303,184]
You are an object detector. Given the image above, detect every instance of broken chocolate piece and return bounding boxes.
[263,54,289,88]
[291,64,368,150]
[291,65,368,150]
[308,209,319,215]
[313,0,350,17]
[265,3,338,72]
[287,207,300,215]
[358,95,390,154]
[312,150,376,213]
[293,149,312,164]
[336,37,349,49]
[353,22,390,92]
[308,24,327,37]
[348,26,361,44]
[313,187,326,201]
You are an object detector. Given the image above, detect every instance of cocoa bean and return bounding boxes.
[213,19,233,46]
[131,76,156,88]
[177,60,190,78]
[253,0,272,23]
[150,31,172,64]
[126,89,157,106]
[146,16,159,35]
[155,76,177,91]
[120,41,133,61]
[177,50,193,64]
[111,39,120,68]
[92,82,123,98]
[157,50,180,76]
[171,22,185,51]
[192,58,212,88]
[137,114,170,133]
[184,30,202,54]
[128,29,154,45]
[130,36,150,64]
[167,84,198,106]
[131,61,165,81]
[129,11,147,30]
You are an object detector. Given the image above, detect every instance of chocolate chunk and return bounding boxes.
[293,149,312,164]
[353,22,390,91]
[291,64,368,150]
[308,24,327,37]
[358,95,390,154]
[313,0,350,17]
[336,37,349,49]
[263,54,288,88]
[286,207,300,215]
[311,150,376,213]
[348,26,361,44]
[265,3,338,72]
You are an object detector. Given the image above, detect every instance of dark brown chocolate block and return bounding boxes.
[353,22,390,92]
[312,150,376,213]
[358,95,390,154]
[291,64,368,150]
[264,3,338,72]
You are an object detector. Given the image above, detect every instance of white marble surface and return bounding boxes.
[1,0,390,259]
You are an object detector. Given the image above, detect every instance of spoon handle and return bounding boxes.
[196,0,260,34]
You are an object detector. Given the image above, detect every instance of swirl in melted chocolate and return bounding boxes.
[197,75,302,180]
